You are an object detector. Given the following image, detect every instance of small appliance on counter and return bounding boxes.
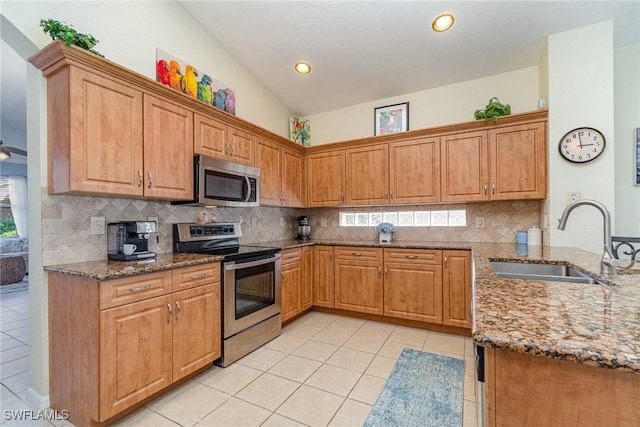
[108,221,158,261]
[297,216,311,241]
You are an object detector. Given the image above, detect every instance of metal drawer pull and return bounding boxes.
[352,252,363,256]
[281,271,285,283]
[384,267,388,278]
[190,273,207,279]
[137,170,143,187]
[405,255,417,259]
[147,171,153,188]
[484,182,488,195]
[128,284,152,293]
[378,267,382,278]
[492,182,496,194]
[167,303,173,323]
[175,301,181,320]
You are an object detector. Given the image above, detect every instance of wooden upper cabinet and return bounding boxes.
[307,150,345,207]
[256,138,305,207]
[282,148,305,207]
[143,95,194,200]
[441,130,489,202]
[490,122,546,200]
[48,66,144,197]
[194,114,254,166]
[389,137,440,204]
[345,144,389,205]
[256,138,282,206]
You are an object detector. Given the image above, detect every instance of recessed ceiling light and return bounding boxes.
[295,62,311,74]
[432,13,454,32]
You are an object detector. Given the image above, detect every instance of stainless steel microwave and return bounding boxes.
[173,155,260,207]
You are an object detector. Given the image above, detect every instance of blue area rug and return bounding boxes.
[364,348,465,427]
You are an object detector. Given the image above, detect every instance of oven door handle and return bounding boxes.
[225,255,280,271]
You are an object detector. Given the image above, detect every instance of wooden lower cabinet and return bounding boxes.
[384,261,443,323]
[313,246,335,307]
[281,249,303,322]
[334,248,384,315]
[301,246,314,310]
[48,264,221,427]
[442,250,472,328]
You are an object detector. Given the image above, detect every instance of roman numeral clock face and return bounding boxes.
[559,127,606,163]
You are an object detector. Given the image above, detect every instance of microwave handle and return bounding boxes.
[244,177,251,202]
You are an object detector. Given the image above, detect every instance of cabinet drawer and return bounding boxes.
[282,248,302,265]
[99,271,172,309]
[334,246,383,261]
[173,264,220,292]
[384,248,442,264]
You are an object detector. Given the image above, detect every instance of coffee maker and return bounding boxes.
[107,221,158,260]
[297,216,311,241]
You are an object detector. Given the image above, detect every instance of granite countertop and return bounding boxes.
[44,253,223,281]
[44,238,640,372]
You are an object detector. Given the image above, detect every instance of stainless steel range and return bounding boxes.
[173,222,281,367]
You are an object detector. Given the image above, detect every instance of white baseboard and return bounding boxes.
[25,387,50,410]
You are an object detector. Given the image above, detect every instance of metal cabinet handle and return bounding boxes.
[191,273,206,279]
[378,267,382,278]
[444,256,448,265]
[341,192,344,201]
[147,171,153,188]
[230,143,235,156]
[492,182,496,195]
[352,252,363,256]
[137,170,143,187]
[225,142,230,155]
[384,189,388,199]
[484,182,488,195]
[128,284,151,293]
[405,255,417,259]
[175,301,181,320]
[329,251,333,261]
[390,189,393,199]
[384,267,388,279]
[281,271,285,283]
[167,303,173,323]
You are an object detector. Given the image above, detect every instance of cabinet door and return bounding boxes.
[313,246,334,307]
[334,260,383,315]
[384,262,443,323]
[64,67,144,196]
[99,295,173,420]
[194,114,228,159]
[442,250,472,328]
[282,148,305,207]
[390,137,440,204]
[489,122,547,200]
[281,260,302,322]
[301,246,314,310]
[345,144,389,205]
[228,126,255,166]
[441,131,488,202]
[172,284,221,381]
[256,138,282,206]
[143,95,194,200]
[307,151,345,207]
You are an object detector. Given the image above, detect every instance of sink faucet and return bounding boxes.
[557,199,619,275]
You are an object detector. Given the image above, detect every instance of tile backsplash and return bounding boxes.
[41,188,541,266]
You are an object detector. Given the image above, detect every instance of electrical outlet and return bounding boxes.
[476,216,485,228]
[251,217,258,227]
[320,218,328,227]
[279,217,285,227]
[91,217,105,235]
[566,192,581,205]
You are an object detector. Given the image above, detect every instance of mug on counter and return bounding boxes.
[123,244,137,255]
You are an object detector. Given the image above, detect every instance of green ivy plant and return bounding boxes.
[39,19,103,57]
[474,97,511,123]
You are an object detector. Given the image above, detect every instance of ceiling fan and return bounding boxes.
[0,140,27,161]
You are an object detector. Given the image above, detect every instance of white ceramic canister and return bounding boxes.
[527,226,542,245]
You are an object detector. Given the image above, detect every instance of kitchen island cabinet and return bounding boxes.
[48,262,221,427]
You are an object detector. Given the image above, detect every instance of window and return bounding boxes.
[339,209,466,227]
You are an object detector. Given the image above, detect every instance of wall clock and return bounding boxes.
[558,127,606,163]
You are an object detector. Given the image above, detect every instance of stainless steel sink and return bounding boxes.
[491,261,597,284]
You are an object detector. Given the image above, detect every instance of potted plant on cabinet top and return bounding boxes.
[375,222,396,244]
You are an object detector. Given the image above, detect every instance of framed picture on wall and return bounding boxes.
[636,128,640,185]
[374,102,409,136]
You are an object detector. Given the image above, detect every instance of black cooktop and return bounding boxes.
[172,223,280,261]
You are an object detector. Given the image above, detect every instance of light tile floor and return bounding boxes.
[0,288,483,427]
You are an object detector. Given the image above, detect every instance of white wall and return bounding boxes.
[547,21,616,254]
[614,43,640,236]
[306,66,540,145]
[1,1,292,137]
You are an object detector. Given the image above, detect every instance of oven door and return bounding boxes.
[223,253,281,338]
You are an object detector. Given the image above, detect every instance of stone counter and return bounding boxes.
[43,253,223,281]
